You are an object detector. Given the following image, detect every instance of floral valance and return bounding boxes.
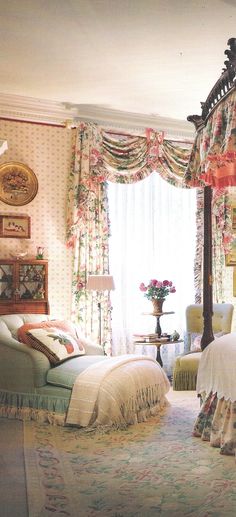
[67,122,192,246]
[185,89,236,188]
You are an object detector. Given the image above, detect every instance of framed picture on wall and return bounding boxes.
[232,205,236,230]
[0,162,38,206]
[0,214,31,238]
[226,237,236,266]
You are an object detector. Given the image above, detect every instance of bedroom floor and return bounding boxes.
[0,389,235,517]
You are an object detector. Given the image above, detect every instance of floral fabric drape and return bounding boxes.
[67,122,193,351]
[66,124,111,352]
[185,89,236,188]
[194,188,233,304]
[185,88,236,306]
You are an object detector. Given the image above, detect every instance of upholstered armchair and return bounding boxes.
[172,303,234,391]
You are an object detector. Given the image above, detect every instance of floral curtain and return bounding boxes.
[185,89,236,188]
[185,88,236,307]
[66,124,111,352]
[67,121,233,353]
[194,188,233,304]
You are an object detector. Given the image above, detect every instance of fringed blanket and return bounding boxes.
[66,354,170,429]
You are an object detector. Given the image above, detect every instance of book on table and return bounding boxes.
[133,333,168,343]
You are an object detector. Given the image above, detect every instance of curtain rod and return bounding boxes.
[105,128,193,145]
[0,116,66,128]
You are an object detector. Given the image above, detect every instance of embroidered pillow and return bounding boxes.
[17,320,85,354]
[25,327,85,365]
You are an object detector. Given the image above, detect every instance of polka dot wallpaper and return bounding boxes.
[0,119,75,319]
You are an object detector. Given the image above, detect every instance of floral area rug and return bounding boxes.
[24,390,236,517]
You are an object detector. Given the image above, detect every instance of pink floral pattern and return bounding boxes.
[194,188,233,304]
[186,89,236,188]
[193,391,236,456]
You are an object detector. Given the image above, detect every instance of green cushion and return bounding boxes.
[175,352,202,372]
[47,355,107,389]
[173,352,202,391]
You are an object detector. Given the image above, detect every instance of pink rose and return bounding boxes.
[139,283,147,292]
[163,280,170,286]
[150,279,158,286]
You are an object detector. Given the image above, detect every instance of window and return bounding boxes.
[108,172,196,374]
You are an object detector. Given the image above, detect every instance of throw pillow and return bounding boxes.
[25,327,85,365]
[190,331,225,352]
[17,320,85,354]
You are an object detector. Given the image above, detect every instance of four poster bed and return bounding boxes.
[186,38,236,457]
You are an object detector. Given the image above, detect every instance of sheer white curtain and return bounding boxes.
[108,172,197,376]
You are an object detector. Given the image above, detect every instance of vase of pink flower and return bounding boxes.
[139,279,176,313]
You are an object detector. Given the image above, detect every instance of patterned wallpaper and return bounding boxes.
[0,119,75,319]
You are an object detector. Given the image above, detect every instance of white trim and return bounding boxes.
[0,92,195,140]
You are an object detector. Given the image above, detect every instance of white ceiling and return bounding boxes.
[0,0,236,130]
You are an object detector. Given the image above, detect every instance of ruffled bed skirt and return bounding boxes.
[193,391,236,457]
[0,389,169,432]
[0,390,67,426]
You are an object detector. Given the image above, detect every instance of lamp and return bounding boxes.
[87,275,115,350]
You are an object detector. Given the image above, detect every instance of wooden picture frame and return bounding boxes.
[0,162,38,206]
[226,237,236,266]
[232,205,236,230]
[0,214,31,238]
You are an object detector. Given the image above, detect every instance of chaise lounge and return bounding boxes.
[0,312,170,428]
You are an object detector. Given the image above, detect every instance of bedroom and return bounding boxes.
[1,1,236,516]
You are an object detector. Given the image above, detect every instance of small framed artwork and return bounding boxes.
[0,162,38,206]
[232,205,236,230]
[226,237,236,266]
[0,214,31,238]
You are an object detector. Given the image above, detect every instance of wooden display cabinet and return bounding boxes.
[0,259,49,314]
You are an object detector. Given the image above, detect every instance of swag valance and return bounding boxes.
[67,122,192,248]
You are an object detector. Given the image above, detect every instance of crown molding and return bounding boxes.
[0,92,195,140]
[0,93,78,126]
[71,104,195,140]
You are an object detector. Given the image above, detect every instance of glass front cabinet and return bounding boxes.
[0,259,49,314]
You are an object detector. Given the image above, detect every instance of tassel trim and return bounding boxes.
[173,371,197,391]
